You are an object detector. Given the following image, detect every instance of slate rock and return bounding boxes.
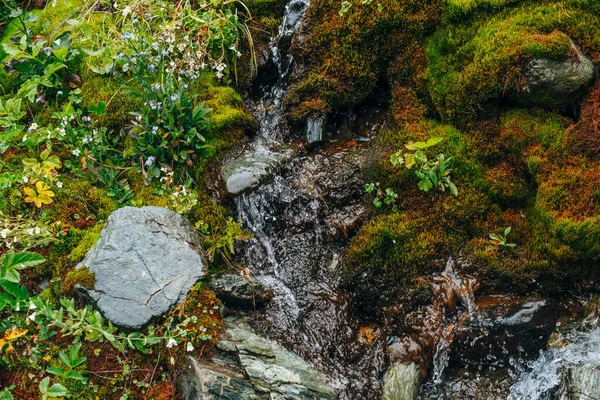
[180,316,336,399]
[76,206,206,329]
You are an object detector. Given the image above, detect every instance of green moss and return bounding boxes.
[427,2,600,120]
[80,74,142,132]
[286,0,443,121]
[62,266,95,296]
[69,224,103,263]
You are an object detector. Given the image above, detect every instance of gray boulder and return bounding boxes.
[521,41,595,107]
[180,316,336,399]
[208,274,273,309]
[76,206,206,329]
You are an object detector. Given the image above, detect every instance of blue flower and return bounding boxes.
[145,156,155,167]
[161,49,169,56]
[120,32,134,40]
[170,94,179,101]
[152,42,159,50]
[152,126,159,134]
[149,64,156,73]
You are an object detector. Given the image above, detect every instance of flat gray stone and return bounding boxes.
[76,206,206,329]
[221,147,294,195]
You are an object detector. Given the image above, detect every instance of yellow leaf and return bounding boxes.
[24,181,55,208]
[4,327,27,341]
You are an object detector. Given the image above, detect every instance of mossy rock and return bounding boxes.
[62,266,95,296]
[426,1,600,121]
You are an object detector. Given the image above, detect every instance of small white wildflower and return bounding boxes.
[34,227,41,234]
[23,176,29,183]
[22,135,27,142]
[166,338,178,348]
[186,342,194,352]
[29,302,36,310]
[26,228,34,235]
[0,228,10,239]
[28,122,38,132]
[122,5,132,16]
[28,312,37,321]
[71,149,81,157]
[56,182,63,189]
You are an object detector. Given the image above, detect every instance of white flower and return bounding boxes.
[26,228,34,235]
[166,338,178,348]
[35,227,41,234]
[28,123,38,132]
[72,149,81,157]
[22,135,27,142]
[122,5,132,16]
[186,342,194,352]
[23,176,29,183]
[28,312,37,321]
[56,182,63,189]
[29,302,36,310]
[0,228,10,238]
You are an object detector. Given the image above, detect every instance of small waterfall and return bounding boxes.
[252,0,310,144]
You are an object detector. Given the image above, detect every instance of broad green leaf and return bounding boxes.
[2,251,46,269]
[47,383,68,397]
[0,279,29,299]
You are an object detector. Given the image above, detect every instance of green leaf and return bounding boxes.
[47,383,68,397]
[46,367,66,377]
[2,251,46,269]
[0,279,29,299]
[426,136,444,147]
[0,267,20,284]
[448,182,458,197]
[52,47,69,61]
[39,377,50,393]
[43,62,66,77]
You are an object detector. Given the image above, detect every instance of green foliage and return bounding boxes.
[46,342,87,383]
[365,182,399,212]
[196,217,254,266]
[390,136,458,196]
[39,377,68,400]
[489,226,517,247]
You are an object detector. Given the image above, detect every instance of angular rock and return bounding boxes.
[383,363,419,400]
[558,365,600,400]
[521,41,595,107]
[221,147,295,195]
[76,206,206,329]
[180,316,336,400]
[208,274,273,309]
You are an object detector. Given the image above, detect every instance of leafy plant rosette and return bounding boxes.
[390,136,458,197]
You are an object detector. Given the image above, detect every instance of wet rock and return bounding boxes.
[306,114,326,144]
[557,365,600,400]
[76,206,205,329]
[221,147,295,195]
[520,41,595,107]
[208,274,273,309]
[180,316,336,399]
[383,363,419,400]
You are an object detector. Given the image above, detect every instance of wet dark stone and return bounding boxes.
[208,274,273,309]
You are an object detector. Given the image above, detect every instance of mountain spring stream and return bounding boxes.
[218,1,600,398]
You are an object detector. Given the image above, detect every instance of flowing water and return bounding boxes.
[227,0,387,397]
[225,1,597,398]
